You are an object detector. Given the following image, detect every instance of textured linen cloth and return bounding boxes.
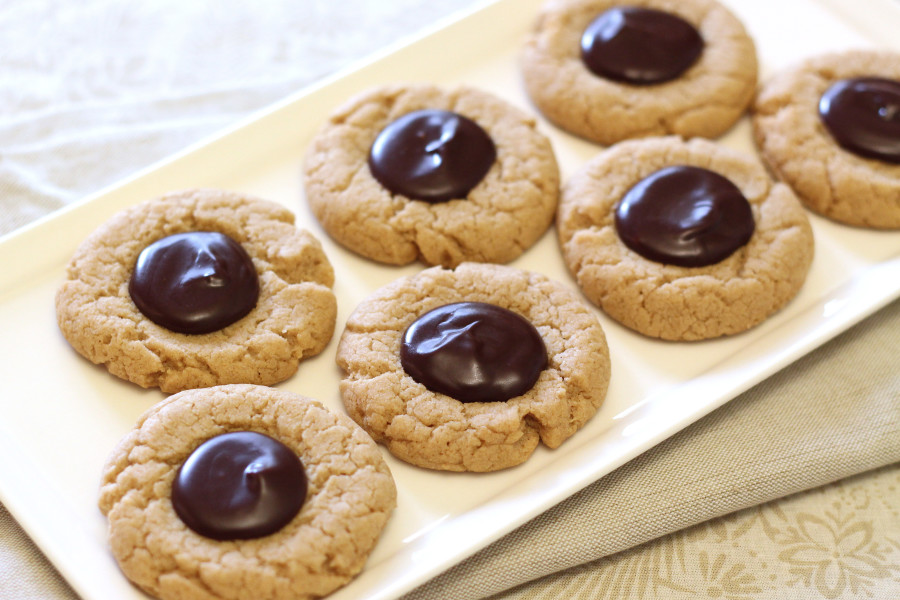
[1,2,898,600]
[406,299,900,599]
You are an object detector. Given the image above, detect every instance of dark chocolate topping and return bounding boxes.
[615,165,755,267]
[172,431,307,541]
[400,301,547,403]
[818,76,900,164]
[129,231,259,334]
[580,6,704,85]
[368,109,496,203]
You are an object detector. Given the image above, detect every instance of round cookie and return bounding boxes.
[98,384,397,600]
[56,189,337,393]
[336,262,611,472]
[520,0,758,145]
[753,50,900,229]
[303,83,559,267]
[557,136,814,341]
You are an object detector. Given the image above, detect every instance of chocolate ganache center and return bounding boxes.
[368,109,496,203]
[172,431,308,541]
[818,76,900,164]
[580,6,704,85]
[615,166,755,267]
[400,302,547,403]
[129,231,259,335]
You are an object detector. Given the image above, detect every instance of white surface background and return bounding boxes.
[0,0,482,237]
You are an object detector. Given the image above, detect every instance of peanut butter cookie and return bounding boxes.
[99,384,396,600]
[521,0,758,145]
[753,50,900,228]
[56,188,336,393]
[336,262,611,472]
[303,83,559,267]
[557,136,814,340]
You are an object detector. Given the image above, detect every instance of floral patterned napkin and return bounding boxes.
[492,465,899,600]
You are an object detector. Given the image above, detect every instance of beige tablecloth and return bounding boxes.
[1,1,898,599]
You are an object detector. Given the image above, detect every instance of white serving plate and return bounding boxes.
[1,0,899,598]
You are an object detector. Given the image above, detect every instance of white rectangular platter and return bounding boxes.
[1,0,899,599]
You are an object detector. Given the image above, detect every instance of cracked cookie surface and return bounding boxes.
[753,50,900,229]
[336,262,611,472]
[557,136,814,341]
[302,84,559,267]
[55,189,337,393]
[99,384,397,600]
[520,0,757,145]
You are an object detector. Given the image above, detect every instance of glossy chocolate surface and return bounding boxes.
[580,6,703,85]
[368,109,496,202]
[818,76,900,163]
[172,431,307,541]
[129,231,259,334]
[615,166,755,267]
[400,302,547,403]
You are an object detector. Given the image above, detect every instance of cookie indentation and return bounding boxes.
[172,431,307,541]
[818,77,900,164]
[368,109,497,202]
[400,301,547,403]
[580,6,703,84]
[129,231,259,334]
[614,165,754,267]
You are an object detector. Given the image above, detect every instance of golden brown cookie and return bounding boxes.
[336,262,611,472]
[56,189,336,393]
[753,50,900,229]
[303,83,559,267]
[520,0,758,145]
[98,384,397,600]
[557,136,814,341]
